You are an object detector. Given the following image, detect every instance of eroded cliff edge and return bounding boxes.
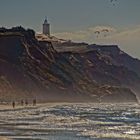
[0,27,138,102]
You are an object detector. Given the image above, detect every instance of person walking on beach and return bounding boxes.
[21,100,24,106]
[25,100,28,106]
[33,99,36,106]
[12,101,15,108]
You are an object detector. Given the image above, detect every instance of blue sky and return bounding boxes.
[0,0,140,58]
[0,0,140,32]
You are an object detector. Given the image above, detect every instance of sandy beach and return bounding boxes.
[0,137,10,140]
[0,102,74,110]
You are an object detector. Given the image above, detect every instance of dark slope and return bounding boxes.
[87,44,140,99]
[88,44,140,77]
[0,27,137,102]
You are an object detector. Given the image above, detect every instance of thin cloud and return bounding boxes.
[53,26,117,42]
[53,26,140,58]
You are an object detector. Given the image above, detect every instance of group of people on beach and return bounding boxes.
[12,99,36,108]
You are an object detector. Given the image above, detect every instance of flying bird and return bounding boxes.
[110,0,117,2]
[110,0,118,6]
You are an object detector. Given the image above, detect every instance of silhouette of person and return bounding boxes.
[25,100,28,106]
[33,99,36,106]
[21,100,24,106]
[12,101,15,108]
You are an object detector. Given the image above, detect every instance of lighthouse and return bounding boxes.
[43,17,50,36]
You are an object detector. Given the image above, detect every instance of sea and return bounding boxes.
[0,103,140,140]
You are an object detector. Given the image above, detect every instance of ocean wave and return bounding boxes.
[0,103,140,139]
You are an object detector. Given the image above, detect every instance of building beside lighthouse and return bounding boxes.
[43,17,50,36]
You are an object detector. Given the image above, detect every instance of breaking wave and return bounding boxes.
[0,103,140,140]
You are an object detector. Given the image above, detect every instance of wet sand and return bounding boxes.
[0,102,72,112]
[0,103,139,140]
[0,137,10,140]
[0,102,66,140]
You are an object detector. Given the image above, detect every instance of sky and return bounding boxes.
[0,0,140,58]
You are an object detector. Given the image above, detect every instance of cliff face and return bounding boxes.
[86,44,140,99]
[59,50,138,86]
[0,27,138,102]
[88,44,140,77]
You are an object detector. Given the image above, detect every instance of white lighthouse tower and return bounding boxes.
[43,17,50,36]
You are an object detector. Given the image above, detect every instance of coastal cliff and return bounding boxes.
[0,27,138,102]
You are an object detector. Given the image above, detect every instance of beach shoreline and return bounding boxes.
[0,102,137,111]
[0,137,10,140]
[0,102,75,111]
